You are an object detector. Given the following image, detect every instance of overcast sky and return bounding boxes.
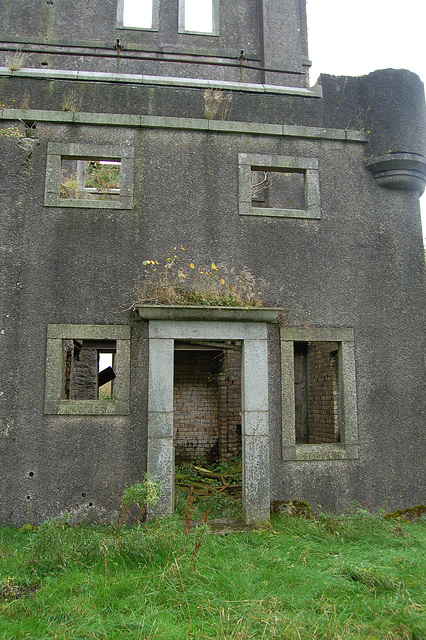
[306,0,426,238]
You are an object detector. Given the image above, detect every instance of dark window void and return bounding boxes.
[251,168,305,210]
[294,342,340,444]
[123,0,153,28]
[62,340,116,400]
[60,159,121,201]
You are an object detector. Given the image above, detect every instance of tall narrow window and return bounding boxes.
[179,0,219,35]
[294,341,340,444]
[280,328,359,461]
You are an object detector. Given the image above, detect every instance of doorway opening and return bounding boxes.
[173,340,242,519]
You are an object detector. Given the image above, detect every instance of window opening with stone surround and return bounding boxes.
[117,0,159,30]
[44,144,134,210]
[44,324,130,416]
[179,0,219,35]
[239,154,321,219]
[281,328,359,461]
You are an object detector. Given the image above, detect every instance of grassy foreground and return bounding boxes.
[0,511,425,640]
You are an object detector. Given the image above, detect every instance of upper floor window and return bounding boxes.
[179,0,219,35]
[239,154,321,219]
[117,0,159,31]
[44,143,134,210]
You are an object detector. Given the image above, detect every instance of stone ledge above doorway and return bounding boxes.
[134,304,281,323]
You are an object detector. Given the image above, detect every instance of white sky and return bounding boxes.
[123,0,213,31]
[306,0,426,239]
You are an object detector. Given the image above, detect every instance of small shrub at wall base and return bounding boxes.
[115,475,161,526]
[135,245,267,308]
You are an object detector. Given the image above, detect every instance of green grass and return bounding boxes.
[0,511,425,639]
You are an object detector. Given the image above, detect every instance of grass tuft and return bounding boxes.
[135,245,267,308]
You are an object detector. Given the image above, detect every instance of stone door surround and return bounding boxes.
[146,319,270,523]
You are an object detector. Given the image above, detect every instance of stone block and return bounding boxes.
[242,435,270,523]
[148,339,174,412]
[147,437,174,518]
[243,410,269,436]
[148,412,174,438]
[148,320,267,341]
[242,339,268,412]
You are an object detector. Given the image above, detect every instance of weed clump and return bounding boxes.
[61,91,81,112]
[135,245,267,308]
[5,50,29,71]
[204,88,232,120]
[116,475,161,526]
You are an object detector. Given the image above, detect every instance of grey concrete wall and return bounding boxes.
[0,0,308,86]
[0,39,425,522]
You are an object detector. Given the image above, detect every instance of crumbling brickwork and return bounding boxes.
[218,349,242,459]
[307,342,340,443]
[173,348,241,463]
[173,350,220,461]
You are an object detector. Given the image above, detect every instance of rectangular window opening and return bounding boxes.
[60,159,121,202]
[294,341,340,445]
[185,0,213,33]
[239,154,320,219]
[62,340,117,401]
[122,0,153,28]
[251,168,306,210]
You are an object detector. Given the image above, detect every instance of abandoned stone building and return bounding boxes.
[0,0,425,524]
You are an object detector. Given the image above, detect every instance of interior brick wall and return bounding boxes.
[173,348,242,463]
[307,341,340,443]
[173,350,220,461]
[218,349,242,459]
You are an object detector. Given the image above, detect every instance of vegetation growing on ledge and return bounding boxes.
[135,245,267,308]
[0,510,424,639]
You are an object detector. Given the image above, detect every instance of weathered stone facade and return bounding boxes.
[0,0,424,524]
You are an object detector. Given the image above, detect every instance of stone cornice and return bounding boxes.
[365,153,426,195]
